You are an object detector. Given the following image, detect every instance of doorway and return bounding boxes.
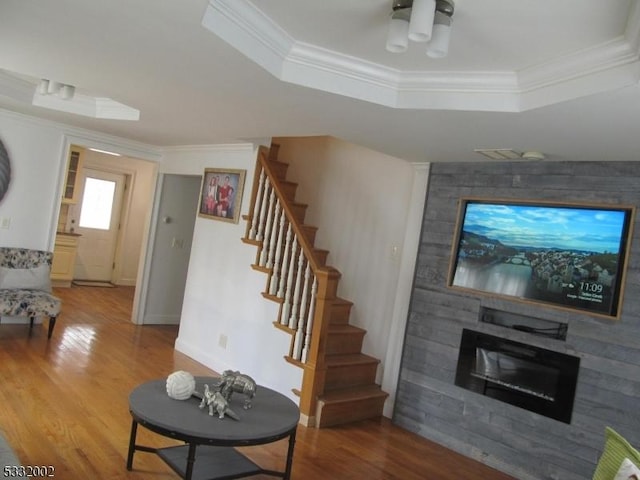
[55,143,159,325]
[138,174,201,324]
[71,167,126,282]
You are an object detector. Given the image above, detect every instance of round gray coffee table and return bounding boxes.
[126,377,299,480]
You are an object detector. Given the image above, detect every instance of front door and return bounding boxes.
[72,168,126,282]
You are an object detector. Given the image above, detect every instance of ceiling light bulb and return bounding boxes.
[59,84,75,100]
[386,13,410,53]
[426,11,452,58]
[37,79,50,95]
[408,0,436,43]
[47,80,62,95]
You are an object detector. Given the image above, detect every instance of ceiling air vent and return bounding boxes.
[474,149,546,161]
[474,149,522,160]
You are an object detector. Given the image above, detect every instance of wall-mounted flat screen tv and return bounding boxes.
[448,198,635,318]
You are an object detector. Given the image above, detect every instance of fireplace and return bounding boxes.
[455,329,580,423]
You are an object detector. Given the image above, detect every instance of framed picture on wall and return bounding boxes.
[198,168,246,223]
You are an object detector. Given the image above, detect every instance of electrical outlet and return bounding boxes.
[0,217,10,229]
[218,334,228,349]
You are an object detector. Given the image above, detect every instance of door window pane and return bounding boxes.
[78,177,116,230]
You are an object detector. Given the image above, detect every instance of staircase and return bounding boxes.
[242,144,388,428]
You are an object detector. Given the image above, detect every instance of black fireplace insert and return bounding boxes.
[455,329,580,423]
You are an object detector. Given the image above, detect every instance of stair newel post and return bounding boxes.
[248,166,266,240]
[298,268,338,425]
[302,277,318,363]
[259,189,276,267]
[277,224,293,299]
[282,233,298,325]
[269,208,287,296]
[292,262,312,360]
[288,249,305,330]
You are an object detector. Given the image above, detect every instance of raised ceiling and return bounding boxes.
[0,0,639,163]
[204,0,639,111]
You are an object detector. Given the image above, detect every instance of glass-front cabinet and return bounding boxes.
[62,146,84,204]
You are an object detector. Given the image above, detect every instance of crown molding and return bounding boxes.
[518,38,639,92]
[202,0,294,76]
[0,108,161,161]
[203,0,640,112]
[161,143,256,154]
[0,71,34,103]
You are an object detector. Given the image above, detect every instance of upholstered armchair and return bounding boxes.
[0,247,61,338]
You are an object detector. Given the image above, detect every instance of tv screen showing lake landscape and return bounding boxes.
[449,199,634,317]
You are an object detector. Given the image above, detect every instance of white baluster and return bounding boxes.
[281,233,298,324]
[298,262,311,330]
[249,168,265,240]
[269,209,287,296]
[277,225,293,298]
[266,200,281,269]
[288,249,305,330]
[259,189,276,266]
[256,177,272,242]
[292,262,311,360]
[292,327,304,361]
[302,277,318,363]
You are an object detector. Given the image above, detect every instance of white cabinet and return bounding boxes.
[51,233,80,287]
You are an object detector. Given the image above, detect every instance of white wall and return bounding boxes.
[274,136,427,415]
[0,111,67,250]
[164,144,303,402]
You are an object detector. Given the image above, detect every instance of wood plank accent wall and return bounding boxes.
[394,161,640,480]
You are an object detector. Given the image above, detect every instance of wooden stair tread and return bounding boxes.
[263,292,284,304]
[316,385,389,427]
[328,324,366,334]
[300,224,318,244]
[241,238,261,247]
[279,180,298,199]
[313,248,329,266]
[325,353,380,367]
[329,297,354,325]
[320,385,388,403]
[267,143,281,160]
[326,325,366,355]
[252,264,271,274]
[332,297,353,307]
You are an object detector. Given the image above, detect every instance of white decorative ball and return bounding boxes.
[166,370,196,400]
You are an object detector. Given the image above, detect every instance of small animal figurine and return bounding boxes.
[199,384,239,420]
[219,370,257,409]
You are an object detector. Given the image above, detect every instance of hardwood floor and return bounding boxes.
[0,285,516,479]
